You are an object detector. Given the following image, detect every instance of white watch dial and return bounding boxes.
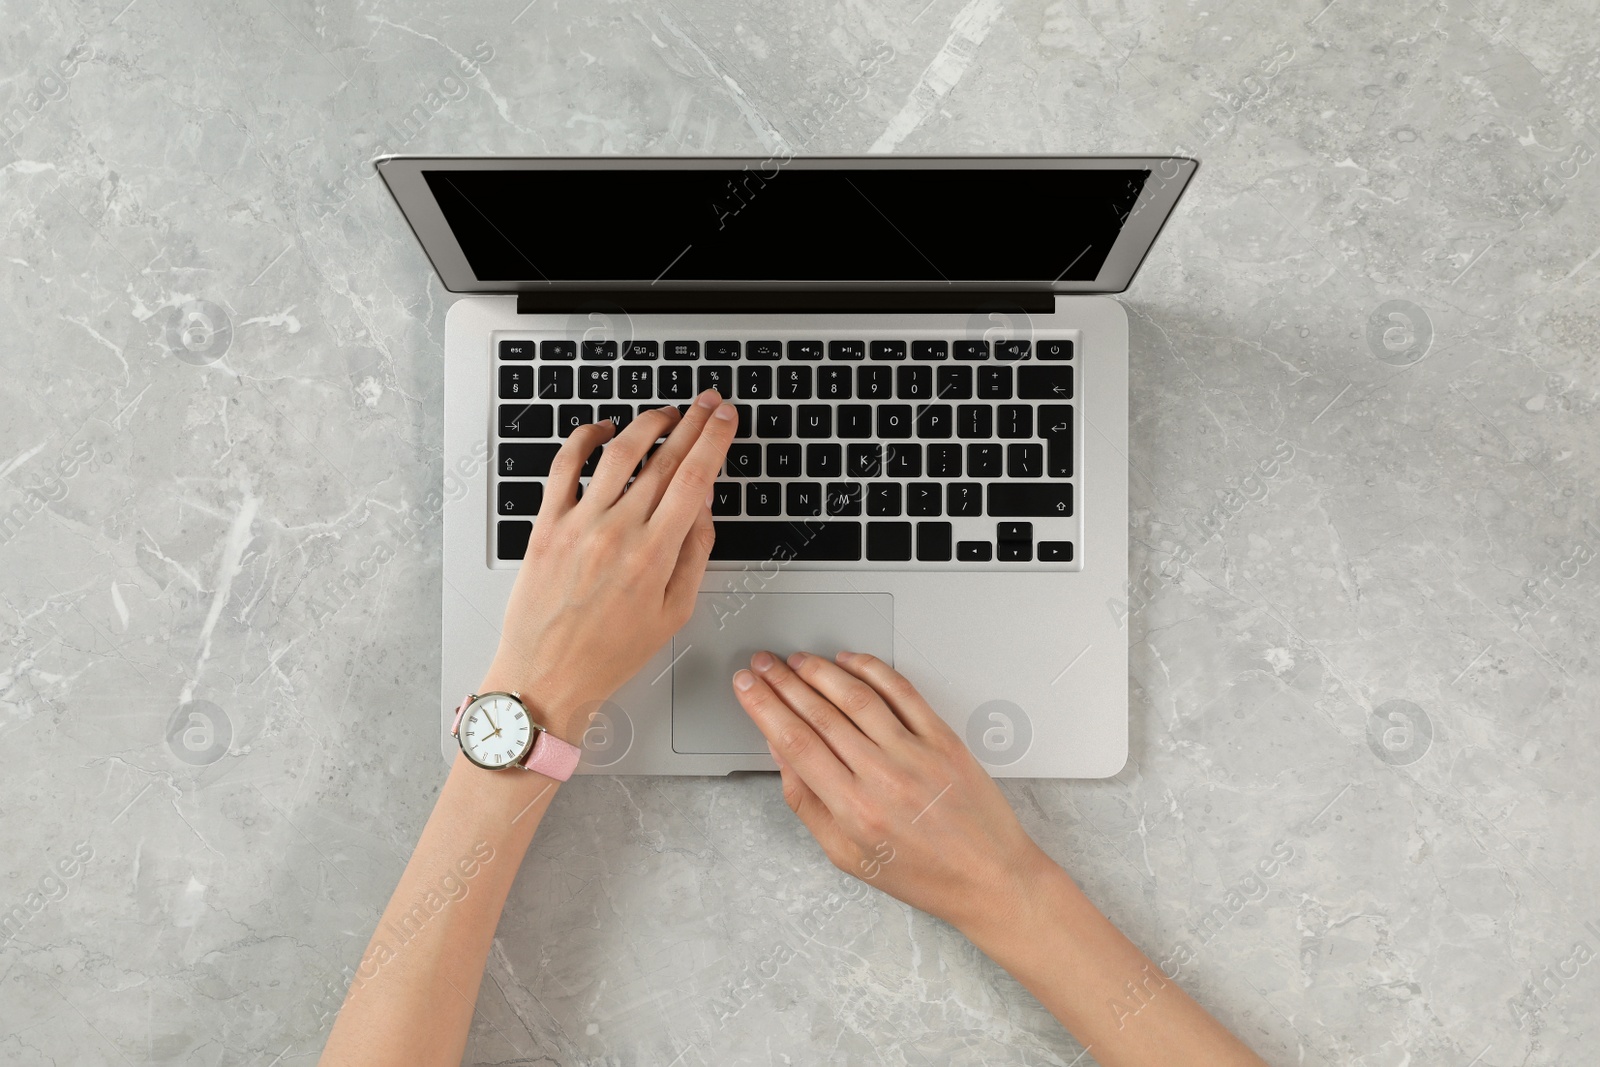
[459,695,533,769]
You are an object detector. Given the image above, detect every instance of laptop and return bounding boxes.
[375,155,1197,778]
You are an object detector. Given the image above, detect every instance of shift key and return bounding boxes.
[987,483,1072,517]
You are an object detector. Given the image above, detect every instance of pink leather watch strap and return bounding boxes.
[520,728,582,781]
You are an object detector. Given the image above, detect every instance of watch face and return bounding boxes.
[459,694,533,769]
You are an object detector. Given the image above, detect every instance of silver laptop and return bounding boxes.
[375,155,1197,778]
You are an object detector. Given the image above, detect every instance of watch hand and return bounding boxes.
[484,710,499,732]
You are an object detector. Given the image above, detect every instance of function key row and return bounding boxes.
[498,363,1071,402]
[499,338,1073,362]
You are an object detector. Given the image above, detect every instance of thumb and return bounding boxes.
[769,743,855,861]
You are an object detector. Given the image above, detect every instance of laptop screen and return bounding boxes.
[420,167,1150,285]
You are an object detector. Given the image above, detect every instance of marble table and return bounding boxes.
[2,1,1596,1063]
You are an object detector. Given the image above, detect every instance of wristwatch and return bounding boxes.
[451,691,582,781]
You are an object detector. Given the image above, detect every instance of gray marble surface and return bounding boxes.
[2,0,1598,1063]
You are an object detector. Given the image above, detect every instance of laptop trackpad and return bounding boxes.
[671,592,895,755]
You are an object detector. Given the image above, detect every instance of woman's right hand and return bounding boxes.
[730,649,1054,939]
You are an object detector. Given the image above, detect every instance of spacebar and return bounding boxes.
[709,521,863,561]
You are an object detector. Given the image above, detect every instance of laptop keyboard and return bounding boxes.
[491,334,1080,568]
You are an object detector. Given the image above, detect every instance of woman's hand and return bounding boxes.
[731,650,1052,940]
[485,390,737,742]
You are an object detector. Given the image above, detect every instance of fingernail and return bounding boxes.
[733,669,756,691]
[713,402,736,421]
[786,651,806,670]
[751,651,775,672]
[705,489,715,509]
[697,389,720,409]
[835,650,854,663]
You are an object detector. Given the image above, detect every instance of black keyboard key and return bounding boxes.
[915,403,952,439]
[857,365,893,400]
[954,340,989,360]
[598,404,632,432]
[897,365,932,400]
[536,365,572,399]
[1039,540,1074,561]
[579,365,615,399]
[947,481,982,516]
[708,520,862,561]
[797,405,832,439]
[989,484,1072,516]
[621,340,658,360]
[977,365,1012,399]
[907,482,941,516]
[886,443,921,478]
[936,365,972,400]
[1008,442,1043,478]
[499,404,553,438]
[733,404,753,439]
[927,443,962,478]
[957,540,992,562]
[958,405,993,439]
[500,339,535,360]
[998,540,1032,562]
[1041,404,1073,477]
[1038,339,1072,360]
[767,443,802,478]
[497,520,533,560]
[1019,366,1073,400]
[665,341,699,360]
[738,365,773,400]
[541,340,576,360]
[786,481,823,516]
[756,405,792,439]
[698,365,733,397]
[500,365,535,399]
[806,442,842,478]
[778,365,813,399]
[866,483,901,516]
[711,482,742,516]
[998,405,1033,439]
[996,339,1030,361]
[747,341,783,360]
[916,521,952,561]
[997,522,1032,546]
[870,340,907,360]
[499,443,560,477]
[826,481,863,516]
[912,340,948,361]
[727,442,762,477]
[838,404,873,438]
[829,340,866,360]
[867,521,913,560]
[498,481,543,516]
[848,443,883,479]
[658,365,695,399]
[968,443,1002,477]
[557,404,593,437]
[582,340,618,360]
[707,341,740,360]
[788,340,824,360]
[620,366,653,400]
[746,482,782,516]
[877,405,913,438]
[817,366,852,399]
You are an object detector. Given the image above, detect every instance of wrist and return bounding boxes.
[476,656,594,747]
[957,844,1078,956]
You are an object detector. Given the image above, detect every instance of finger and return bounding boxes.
[749,650,879,772]
[583,405,682,506]
[769,743,858,862]
[662,488,716,619]
[540,420,614,521]
[627,388,722,511]
[832,652,950,741]
[734,667,855,804]
[784,651,912,748]
[649,399,738,541]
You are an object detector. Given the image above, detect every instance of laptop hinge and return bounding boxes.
[514,290,1057,315]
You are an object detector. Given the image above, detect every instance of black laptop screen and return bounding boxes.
[421,167,1149,285]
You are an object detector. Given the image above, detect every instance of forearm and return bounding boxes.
[964,854,1268,1067]
[318,752,559,1066]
